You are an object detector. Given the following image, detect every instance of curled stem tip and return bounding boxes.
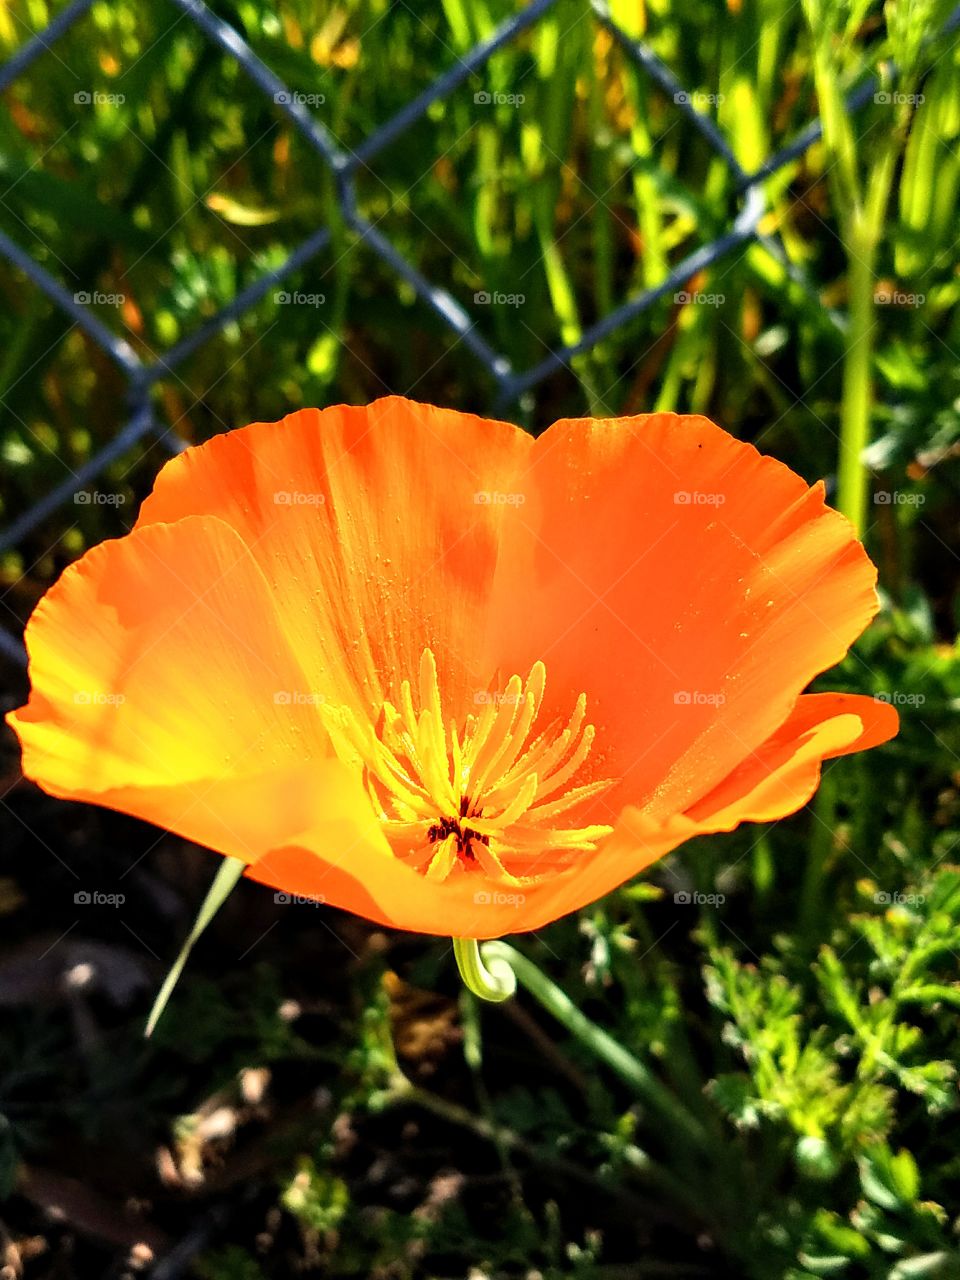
[453,936,517,1003]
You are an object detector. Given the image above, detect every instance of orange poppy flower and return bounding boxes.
[7,397,897,939]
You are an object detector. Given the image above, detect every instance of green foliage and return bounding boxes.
[1,0,956,558]
[281,1158,349,1234]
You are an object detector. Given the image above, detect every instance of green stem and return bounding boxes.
[480,941,708,1150]
[453,937,517,1002]
[804,11,902,536]
[837,134,897,535]
[836,218,877,535]
[798,768,837,943]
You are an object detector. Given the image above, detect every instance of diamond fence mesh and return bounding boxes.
[0,0,952,668]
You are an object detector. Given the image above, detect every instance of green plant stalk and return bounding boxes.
[589,53,615,324]
[653,323,690,413]
[810,40,862,215]
[624,103,667,285]
[798,766,838,943]
[531,195,607,416]
[837,139,898,533]
[805,27,869,531]
[145,855,246,1036]
[805,16,905,534]
[480,941,709,1150]
[837,219,878,534]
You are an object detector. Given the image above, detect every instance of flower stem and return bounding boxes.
[453,937,517,1002]
[479,940,709,1150]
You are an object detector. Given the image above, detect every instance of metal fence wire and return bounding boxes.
[0,0,953,668]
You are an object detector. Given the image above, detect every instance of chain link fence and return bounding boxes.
[0,0,950,668]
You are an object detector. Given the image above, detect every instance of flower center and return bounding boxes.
[321,649,616,885]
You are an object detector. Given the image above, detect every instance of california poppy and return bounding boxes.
[8,397,897,939]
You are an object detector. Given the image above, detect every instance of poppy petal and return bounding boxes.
[685,692,899,824]
[7,516,388,865]
[134,397,534,725]
[487,413,881,821]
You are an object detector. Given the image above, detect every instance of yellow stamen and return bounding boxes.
[322,648,616,886]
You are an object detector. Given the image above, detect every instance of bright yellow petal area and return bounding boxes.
[7,515,389,866]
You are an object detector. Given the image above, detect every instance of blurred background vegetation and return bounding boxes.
[1,0,960,1276]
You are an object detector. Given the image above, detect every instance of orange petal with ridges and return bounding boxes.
[490,413,882,823]
[134,397,533,728]
[8,515,389,866]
